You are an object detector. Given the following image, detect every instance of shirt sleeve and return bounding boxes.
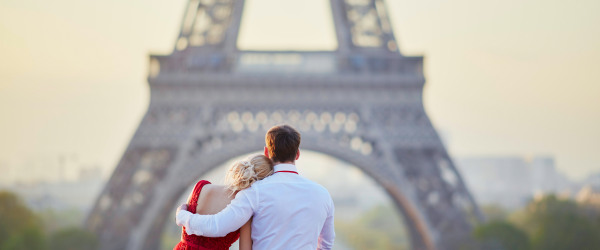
[175,188,255,237]
[317,197,335,250]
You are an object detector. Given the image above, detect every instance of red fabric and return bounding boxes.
[174,180,240,250]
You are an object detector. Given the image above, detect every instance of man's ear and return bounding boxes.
[295,149,300,161]
[264,146,270,158]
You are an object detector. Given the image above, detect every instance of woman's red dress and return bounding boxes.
[174,180,240,250]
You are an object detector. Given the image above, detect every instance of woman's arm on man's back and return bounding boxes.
[238,219,253,250]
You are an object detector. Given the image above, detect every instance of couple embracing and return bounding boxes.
[174,125,335,250]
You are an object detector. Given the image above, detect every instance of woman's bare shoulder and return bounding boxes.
[196,184,233,214]
[197,184,217,202]
[200,184,227,194]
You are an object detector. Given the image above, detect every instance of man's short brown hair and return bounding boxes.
[265,125,301,163]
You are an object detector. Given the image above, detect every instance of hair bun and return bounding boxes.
[225,154,274,192]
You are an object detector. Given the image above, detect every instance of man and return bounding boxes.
[175,124,335,249]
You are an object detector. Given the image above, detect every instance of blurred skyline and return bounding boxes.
[0,0,599,179]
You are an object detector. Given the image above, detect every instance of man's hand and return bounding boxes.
[176,203,188,219]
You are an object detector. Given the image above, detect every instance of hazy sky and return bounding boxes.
[1,0,599,180]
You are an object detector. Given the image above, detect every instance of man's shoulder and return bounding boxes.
[300,178,334,212]
[293,176,333,204]
[250,174,330,193]
[301,176,330,193]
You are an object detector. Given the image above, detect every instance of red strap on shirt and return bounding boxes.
[274,170,299,174]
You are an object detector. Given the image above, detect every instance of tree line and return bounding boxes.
[0,190,97,250]
[470,194,600,250]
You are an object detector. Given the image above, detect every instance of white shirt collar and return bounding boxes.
[273,163,297,173]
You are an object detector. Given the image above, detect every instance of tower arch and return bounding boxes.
[86,1,483,249]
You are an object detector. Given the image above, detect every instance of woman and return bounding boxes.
[174,154,274,250]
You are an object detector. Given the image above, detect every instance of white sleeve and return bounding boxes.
[317,197,335,250]
[176,188,255,237]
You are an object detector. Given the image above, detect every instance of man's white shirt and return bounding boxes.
[176,163,335,250]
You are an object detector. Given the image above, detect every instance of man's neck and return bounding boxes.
[273,161,295,165]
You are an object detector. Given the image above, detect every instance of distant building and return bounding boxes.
[5,165,106,213]
[576,185,600,208]
[580,172,600,189]
[455,156,573,209]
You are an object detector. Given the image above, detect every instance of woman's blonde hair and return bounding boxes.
[225,154,274,192]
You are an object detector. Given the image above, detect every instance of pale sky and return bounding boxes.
[1,0,599,180]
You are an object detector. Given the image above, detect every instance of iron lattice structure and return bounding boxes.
[86,0,483,249]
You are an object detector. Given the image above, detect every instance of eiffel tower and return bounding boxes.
[86,0,483,249]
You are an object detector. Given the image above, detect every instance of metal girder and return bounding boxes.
[86,1,482,249]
